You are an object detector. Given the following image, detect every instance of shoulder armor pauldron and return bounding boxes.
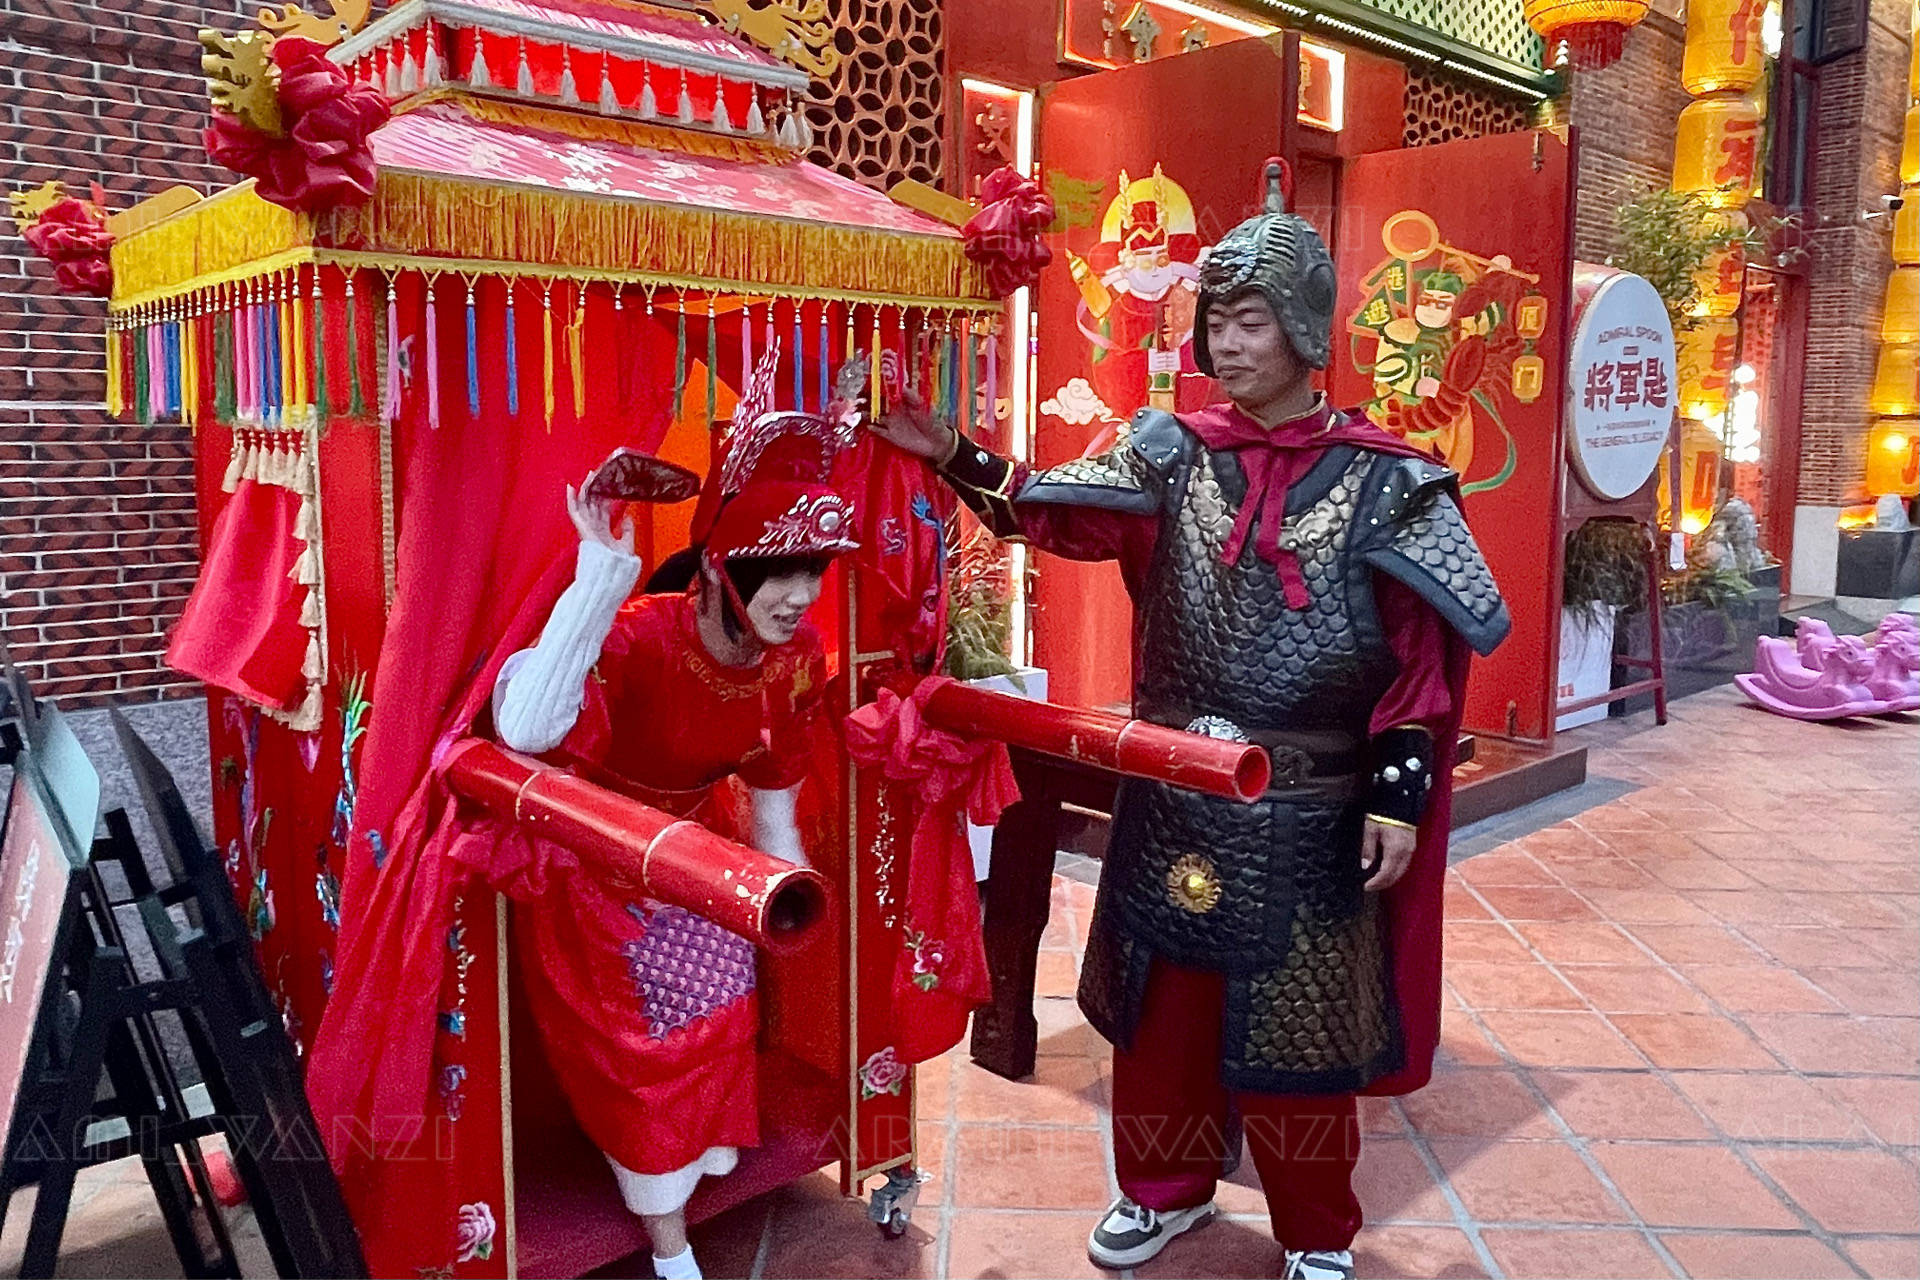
[1018,408,1192,514]
[1358,453,1511,656]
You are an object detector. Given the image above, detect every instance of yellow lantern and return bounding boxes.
[1872,343,1919,417]
[1674,93,1764,208]
[1511,353,1545,402]
[1514,293,1549,339]
[1691,211,1747,318]
[1885,267,1920,344]
[1865,418,1920,498]
[1523,0,1650,68]
[1904,104,1918,188]
[1663,417,1725,532]
[1678,317,1740,420]
[1682,0,1767,94]
[1896,192,1919,266]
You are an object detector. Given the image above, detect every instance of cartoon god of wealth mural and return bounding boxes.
[1047,165,1207,428]
[1347,211,1551,496]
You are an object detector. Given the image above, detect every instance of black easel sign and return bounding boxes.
[0,772,76,1178]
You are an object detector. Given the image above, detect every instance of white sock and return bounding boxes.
[652,1245,702,1280]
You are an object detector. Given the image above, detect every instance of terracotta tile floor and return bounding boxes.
[9,689,1915,1277]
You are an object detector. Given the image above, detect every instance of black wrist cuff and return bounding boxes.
[939,434,1017,497]
[1368,726,1435,828]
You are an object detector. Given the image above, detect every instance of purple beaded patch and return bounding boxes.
[621,903,757,1039]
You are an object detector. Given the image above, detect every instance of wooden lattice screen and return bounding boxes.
[804,0,946,190]
[1402,66,1534,147]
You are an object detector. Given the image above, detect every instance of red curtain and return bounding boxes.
[167,475,310,712]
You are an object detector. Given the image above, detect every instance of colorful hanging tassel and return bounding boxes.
[868,309,881,415]
[234,289,251,422]
[132,313,150,425]
[383,275,402,424]
[791,300,803,411]
[161,313,179,419]
[705,295,718,425]
[288,273,307,416]
[312,269,329,424]
[817,304,829,411]
[215,301,235,422]
[183,304,200,429]
[741,301,754,403]
[148,320,164,422]
[985,320,999,438]
[541,281,555,432]
[672,294,687,417]
[266,282,283,424]
[425,272,442,429]
[504,280,520,419]
[105,320,123,418]
[345,271,366,418]
[465,278,480,420]
[961,318,974,437]
[568,283,586,419]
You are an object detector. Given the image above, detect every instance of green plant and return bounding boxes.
[1606,188,1779,335]
[1562,518,1651,621]
[943,527,1024,686]
[1662,565,1756,609]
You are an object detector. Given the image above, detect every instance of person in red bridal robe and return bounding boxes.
[490,412,857,1280]
[870,163,1509,1280]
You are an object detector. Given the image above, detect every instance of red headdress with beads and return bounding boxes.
[695,409,861,563]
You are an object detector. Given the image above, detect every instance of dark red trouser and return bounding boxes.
[1111,958,1363,1252]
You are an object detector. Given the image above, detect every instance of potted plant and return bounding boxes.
[1558,517,1651,729]
[945,528,1046,879]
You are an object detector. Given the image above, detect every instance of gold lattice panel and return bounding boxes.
[1402,67,1532,147]
[803,0,945,190]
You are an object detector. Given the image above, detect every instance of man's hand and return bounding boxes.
[867,389,959,463]
[1361,818,1417,892]
[566,471,636,556]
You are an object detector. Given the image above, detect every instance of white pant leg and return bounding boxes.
[604,1145,740,1217]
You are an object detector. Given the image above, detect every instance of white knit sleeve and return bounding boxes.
[492,541,642,753]
[749,785,808,867]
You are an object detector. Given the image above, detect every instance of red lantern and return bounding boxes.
[1523,0,1651,69]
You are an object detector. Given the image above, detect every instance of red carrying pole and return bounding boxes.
[918,683,1270,802]
[441,738,830,952]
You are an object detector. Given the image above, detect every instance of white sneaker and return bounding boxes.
[1086,1196,1216,1269]
[1283,1248,1355,1280]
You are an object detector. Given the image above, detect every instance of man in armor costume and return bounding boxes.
[872,162,1508,1280]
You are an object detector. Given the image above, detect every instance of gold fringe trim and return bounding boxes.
[111,184,313,303]
[450,97,790,164]
[344,171,987,300]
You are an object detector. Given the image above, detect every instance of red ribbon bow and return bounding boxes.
[205,37,391,213]
[962,167,1056,300]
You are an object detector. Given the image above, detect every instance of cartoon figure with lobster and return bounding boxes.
[1346,210,1550,496]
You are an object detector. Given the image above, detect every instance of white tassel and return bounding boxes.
[295,496,318,542]
[746,93,765,136]
[599,62,618,113]
[399,45,419,93]
[239,439,260,484]
[423,25,443,85]
[639,71,657,118]
[797,111,814,150]
[385,48,403,98]
[302,634,326,681]
[293,545,321,586]
[286,684,324,734]
[299,591,322,628]
[713,92,734,132]
[777,111,800,149]
[559,53,579,103]
[469,36,493,88]
[676,76,694,124]
[222,438,245,492]
[517,40,535,94]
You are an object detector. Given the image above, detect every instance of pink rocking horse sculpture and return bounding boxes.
[1738,615,1920,719]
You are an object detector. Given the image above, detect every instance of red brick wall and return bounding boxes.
[1796,0,1912,505]
[1563,11,1692,266]
[2,0,247,703]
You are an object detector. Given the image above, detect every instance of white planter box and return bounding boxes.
[1555,606,1618,731]
[964,667,1047,880]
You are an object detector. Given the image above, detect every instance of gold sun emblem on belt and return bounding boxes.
[1166,853,1222,914]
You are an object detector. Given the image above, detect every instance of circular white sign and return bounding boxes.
[1565,269,1677,502]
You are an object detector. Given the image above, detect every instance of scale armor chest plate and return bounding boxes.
[1134,445,1399,734]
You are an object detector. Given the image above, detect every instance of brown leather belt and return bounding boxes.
[1242,728,1367,803]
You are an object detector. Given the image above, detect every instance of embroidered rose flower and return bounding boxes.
[455,1201,495,1263]
[859,1046,907,1099]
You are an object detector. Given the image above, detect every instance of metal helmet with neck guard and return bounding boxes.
[1193,158,1336,373]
